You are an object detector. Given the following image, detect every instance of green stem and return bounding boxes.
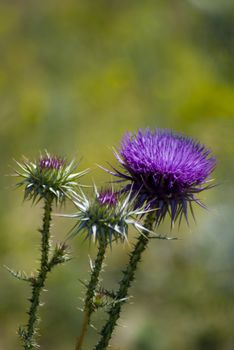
[75,235,108,350]
[20,195,53,350]
[93,213,154,350]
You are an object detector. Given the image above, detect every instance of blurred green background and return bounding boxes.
[1,1,234,349]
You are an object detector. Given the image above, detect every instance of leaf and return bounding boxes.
[4,265,35,283]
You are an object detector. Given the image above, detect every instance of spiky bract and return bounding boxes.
[14,152,88,204]
[67,187,153,245]
[110,128,216,225]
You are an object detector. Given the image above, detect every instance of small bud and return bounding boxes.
[65,185,156,246]
[13,151,88,204]
[48,243,71,269]
[93,292,105,308]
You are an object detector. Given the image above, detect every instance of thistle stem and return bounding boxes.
[75,236,108,350]
[21,195,53,350]
[93,213,154,350]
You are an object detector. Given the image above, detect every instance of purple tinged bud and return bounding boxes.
[14,153,86,204]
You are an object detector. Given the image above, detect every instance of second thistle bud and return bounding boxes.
[66,186,156,246]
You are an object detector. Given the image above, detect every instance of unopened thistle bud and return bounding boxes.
[66,186,154,246]
[14,151,88,204]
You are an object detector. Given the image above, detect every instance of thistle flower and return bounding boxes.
[110,128,216,225]
[14,151,88,204]
[66,186,153,245]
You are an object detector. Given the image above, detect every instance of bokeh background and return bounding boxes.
[1,1,234,349]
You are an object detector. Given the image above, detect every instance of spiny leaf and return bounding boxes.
[4,265,35,283]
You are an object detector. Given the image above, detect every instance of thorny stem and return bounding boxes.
[75,235,108,350]
[93,213,154,350]
[75,309,89,350]
[20,195,53,350]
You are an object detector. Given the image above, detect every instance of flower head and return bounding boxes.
[109,128,216,225]
[66,186,154,245]
[14,151,88,204]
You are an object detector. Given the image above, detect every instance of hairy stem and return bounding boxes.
[20,195,53,350]
[75,236,108,350]
[93,213,154,350]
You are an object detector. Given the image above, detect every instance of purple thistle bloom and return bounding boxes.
[98,189,118,207]
[111,128,216,225]
[39,156,63,170]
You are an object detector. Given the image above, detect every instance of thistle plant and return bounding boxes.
[6,129,216,350]
[9,152,87,350]
[94,128,216,349]
[64,186,155,350]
